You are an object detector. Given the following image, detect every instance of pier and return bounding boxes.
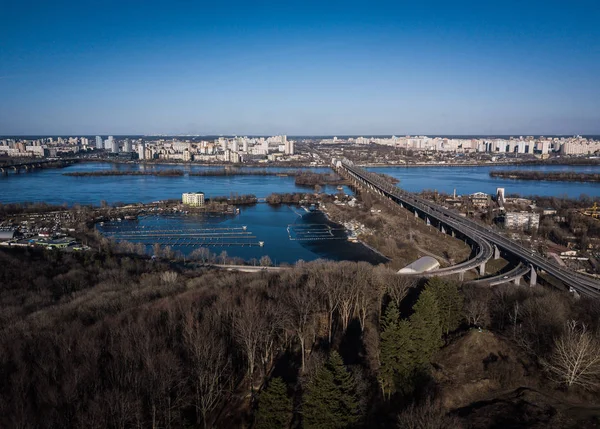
[101,226,265,247]
[287,223,347,241]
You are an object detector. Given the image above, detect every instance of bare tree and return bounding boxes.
[353,263,381,333]
[397,398,462,429]
[462,285,491,328]
[233,293,271,390]
[381,271,414,309]
[320,265,343,344]
[543,320,600,390]
[182,310,231,428]
[259,255,272,267]
[283,280,319,373]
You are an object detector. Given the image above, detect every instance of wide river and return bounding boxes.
[1,162,597,264]
[0,162,597,205]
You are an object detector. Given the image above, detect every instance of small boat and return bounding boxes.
[258,241,264,247]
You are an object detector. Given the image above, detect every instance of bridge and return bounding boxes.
[335,159,600,298]
[0,158,77,175]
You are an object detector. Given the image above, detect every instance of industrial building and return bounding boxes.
[398,256,440,274]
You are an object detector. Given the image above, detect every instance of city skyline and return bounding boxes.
[1,0,599,135]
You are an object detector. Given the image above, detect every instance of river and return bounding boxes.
[1,162,597,264]
[367,164,599,198]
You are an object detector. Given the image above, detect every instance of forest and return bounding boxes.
[0,247,599,428]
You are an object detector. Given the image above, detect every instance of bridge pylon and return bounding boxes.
[529,264,537,286]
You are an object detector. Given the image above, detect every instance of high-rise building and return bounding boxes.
[123,139,132,153]
[138,141,146,160]
[104,136,114,150]
[111,138,118,153]
[284,136,294,155]
[95,136,103,149]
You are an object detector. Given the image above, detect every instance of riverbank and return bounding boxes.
[490,170,600,182]
[358,159,600,168]
[63,169,185,177]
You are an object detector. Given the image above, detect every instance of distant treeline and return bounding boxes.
[190,168,349,186]
[64,169,185,177]
[521,157,600,166]
[490,170,600,183]
[209,194,258,205]
[266,192,321,205]
[294,171,347,186]
[189,168,298,177]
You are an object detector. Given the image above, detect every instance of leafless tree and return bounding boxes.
[351,262,377,333]
[232,293,273,390]
[283,280,319,373]
[320,265,343,344]
[182,310,231,428]
[543,320,600,390]
[259,255,272,267]
[462,285,491,328]
[397,398,462,429]
[382,271,414,309]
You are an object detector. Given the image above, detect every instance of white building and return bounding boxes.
[138,142,146,160]
[504,211,540,230]
[182,192,205,207]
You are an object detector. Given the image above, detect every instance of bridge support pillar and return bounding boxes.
[529,265,537,286]
[514,276,521,286]
[479,262,486,276]
[451,230,455,237]
[426,217,431,226]
[440,225,446,234]
[494,245,500,259]
[414,211,418,218]
[0,168,5,176]
[458,271,465,282]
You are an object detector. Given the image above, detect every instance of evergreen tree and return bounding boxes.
[410,289,443,366]
[393,319,415,389]
[255,377,292,429]
[378,303,416,399]
[303,351,359,429]
[425,277,464,335]
[379,302,401,399]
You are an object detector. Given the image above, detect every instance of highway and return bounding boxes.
[337,159,600,298]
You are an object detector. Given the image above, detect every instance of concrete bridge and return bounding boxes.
[0,158,77,176]
[335,158,600,297]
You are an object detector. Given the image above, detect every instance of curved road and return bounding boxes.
[338,159,600,298]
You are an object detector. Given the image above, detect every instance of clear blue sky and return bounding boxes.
[1,0,599,135]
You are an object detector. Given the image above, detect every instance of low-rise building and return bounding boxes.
[504,211,540,230]
[469,192,489,208]
[182,192,205,207]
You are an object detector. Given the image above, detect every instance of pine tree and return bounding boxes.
[394,319,415,388]
[379,303,415,399]
[302,351,359,429]
[379,302,401,399]
[410,289,443,366]
[425,277,464,335]
[255,377,292,429]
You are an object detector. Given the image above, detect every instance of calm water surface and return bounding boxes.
[97,207,388,265]
[1,162,597,264]
[368,165,599,198]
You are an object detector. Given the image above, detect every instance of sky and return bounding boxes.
[1,0,599,136]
